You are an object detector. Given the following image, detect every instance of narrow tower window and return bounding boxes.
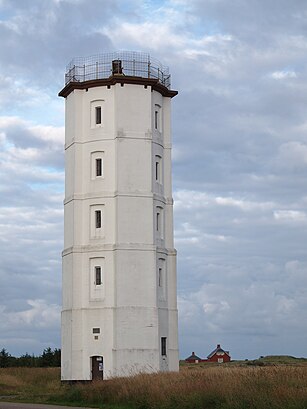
[155,155,162,183]
[154,104,161,131]
[155,161,159,181]
[96,158,102,177]
[95,106,102,124]
[95,210,101,229]
[89,257,105,300]
[91,205,105,238]
[158,267,162,287]
[91,100,104,128]
[95,266,102,285]
[155,110,158,129]
[161,337,167,356]
[156,207,163,238]
[158,258,166,301]
[91,152,104,179]
[156,211,160,232]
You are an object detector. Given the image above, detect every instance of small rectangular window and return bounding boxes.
[95,106,102,124]
[155,110,158,129]
[161,337,167,356]
[93,328,100,334]
[95,266,102,285]
[95,210,101,229]
[96,158,102,177]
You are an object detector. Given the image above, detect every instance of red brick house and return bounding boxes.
[185,352,202,363]
[207,344,231,363]
[185,344,231,363]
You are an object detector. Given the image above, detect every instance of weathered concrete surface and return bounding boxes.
[0,402,95,409]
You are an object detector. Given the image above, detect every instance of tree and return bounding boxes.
[40,347,54,367]
[53,348,61,367]
[0,348,11,367]
[18,353,37,367]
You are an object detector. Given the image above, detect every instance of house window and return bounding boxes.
[158,267,162,287]
[95,266,102,285]
[96,158,102,177]
[95,106,102,124]
[93,328,100,334]
[161,337,167,356]
[95,210,101,229]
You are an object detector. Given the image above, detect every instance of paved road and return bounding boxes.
[0,403,95,409]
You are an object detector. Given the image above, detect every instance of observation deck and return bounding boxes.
[59,51,177,98]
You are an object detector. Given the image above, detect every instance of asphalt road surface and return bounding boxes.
[0,403,95,409]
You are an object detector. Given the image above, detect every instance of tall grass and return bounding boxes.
[0,367,62,401]
[1,365,307,409]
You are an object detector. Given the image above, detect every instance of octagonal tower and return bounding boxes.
[59,51,178,380]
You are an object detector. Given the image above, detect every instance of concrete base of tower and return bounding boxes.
[61,351,179,381]
[61,308,179,381]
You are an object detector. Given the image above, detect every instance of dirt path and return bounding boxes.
[0,402,95,409]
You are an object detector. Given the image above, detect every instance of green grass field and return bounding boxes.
[1,357,307,409]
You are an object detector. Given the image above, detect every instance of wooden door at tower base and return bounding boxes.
[91,356,103,380]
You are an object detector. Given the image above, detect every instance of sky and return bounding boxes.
[0,0,307,361]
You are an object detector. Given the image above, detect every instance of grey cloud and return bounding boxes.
[1,0,307,360]
[0,118,64,170]
[0,117,63,356]
[0,0,118,84]
[191,0,307,41]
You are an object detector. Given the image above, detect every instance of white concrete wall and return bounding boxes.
[62,81,178,380]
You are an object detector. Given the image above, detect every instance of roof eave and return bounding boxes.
[59,76,178,98]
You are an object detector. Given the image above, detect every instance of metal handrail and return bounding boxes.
[64,51,171,89]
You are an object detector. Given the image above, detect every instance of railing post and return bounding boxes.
[148,61,150,78]
[83,64,85,82]
[96,61,98,79]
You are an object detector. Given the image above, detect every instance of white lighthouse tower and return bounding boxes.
[59,51,178,380]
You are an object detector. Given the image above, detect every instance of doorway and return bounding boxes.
[91,356,104,380]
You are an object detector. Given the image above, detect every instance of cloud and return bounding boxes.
[275,141,307,169]
[0,299,61,330]
[271,70,297,79]
[0,116,64,170]
[0,114,63,355]
[0,299,61,354]
[178,260,307,358]
[1,0,307,361]
[273,210,307,223]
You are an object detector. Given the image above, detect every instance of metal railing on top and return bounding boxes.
[64,51,171,89]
